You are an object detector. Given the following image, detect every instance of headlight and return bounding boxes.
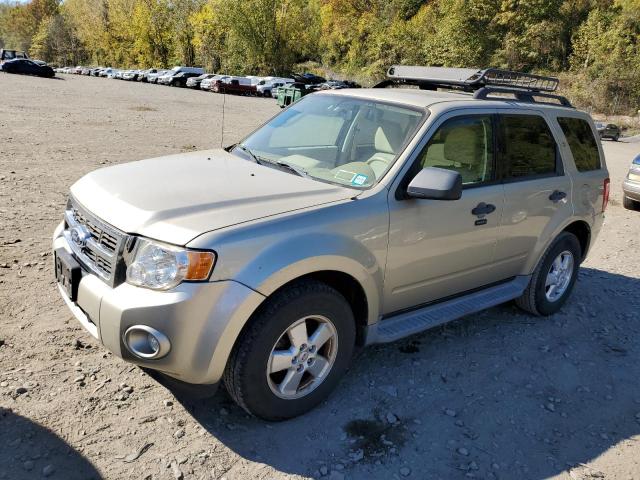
[126,238,216,290]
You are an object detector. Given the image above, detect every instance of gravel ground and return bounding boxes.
[1,73,640,480]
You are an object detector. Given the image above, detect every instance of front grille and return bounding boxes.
[70,206,120,254]
[63,197,126,286]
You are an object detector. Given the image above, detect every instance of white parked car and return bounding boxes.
[256,78,294,97]
[201,74,230,91]
[148,69,168,84]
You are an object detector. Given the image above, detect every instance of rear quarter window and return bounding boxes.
[557,117,601,172]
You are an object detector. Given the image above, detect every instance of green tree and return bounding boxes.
[131,0,174,67]
[31,13,87,64]
[221,0,321,75]
[171,0,203,66]
[570,0,640,112]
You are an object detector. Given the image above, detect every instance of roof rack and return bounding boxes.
[375,66,572,107]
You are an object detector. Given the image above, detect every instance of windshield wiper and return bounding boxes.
[235,144,307,177]
[275,161,308,177]
[235,144,264,165]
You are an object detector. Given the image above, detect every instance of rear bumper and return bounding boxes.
[52,221,265,384]
[623,179,640,201]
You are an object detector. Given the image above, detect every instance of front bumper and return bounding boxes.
[53,221,265,384]
[623,179,640,202]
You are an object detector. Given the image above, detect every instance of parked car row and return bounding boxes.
[54,64,360,100]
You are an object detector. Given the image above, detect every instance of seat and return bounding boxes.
[420,125,485,184]
[365,122,405,178]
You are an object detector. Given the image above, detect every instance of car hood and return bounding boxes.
[70,149,356,245]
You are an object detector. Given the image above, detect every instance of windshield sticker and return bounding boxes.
[352,174,368,186]
[334,169,358,182]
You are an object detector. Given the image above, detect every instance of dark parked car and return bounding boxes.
[1,59,54,78]
[164,71,202,87]
[318,80,361,90]
[595,122,621,141]
[291,72,326,85]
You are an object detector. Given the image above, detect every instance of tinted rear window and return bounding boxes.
[501,115,557,179]
[557,117,601,172]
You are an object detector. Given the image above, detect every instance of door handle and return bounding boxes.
[471,202,496,216]
[549,190,567,203]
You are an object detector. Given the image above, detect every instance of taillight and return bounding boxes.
[602,178,610,212]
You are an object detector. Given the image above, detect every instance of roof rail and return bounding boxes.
[473,86,573,107]
[375,65,572,107]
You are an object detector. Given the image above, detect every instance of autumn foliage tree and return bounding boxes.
[0,0,638,113]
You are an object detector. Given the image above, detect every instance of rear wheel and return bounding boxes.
[223,280,355,420]
[515,232,581,316]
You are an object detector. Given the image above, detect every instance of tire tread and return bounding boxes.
[223,279,345,417]
[515,232,578,316]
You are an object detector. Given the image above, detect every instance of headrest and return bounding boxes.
[443,126,481,166]
[374,123,404,154]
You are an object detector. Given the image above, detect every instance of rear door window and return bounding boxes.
[500,114,558,180]
[557,117,601,171]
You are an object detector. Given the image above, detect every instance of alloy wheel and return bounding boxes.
[545,250,574,302]
[267,315,338,400]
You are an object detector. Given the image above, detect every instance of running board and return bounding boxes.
[367,276,530,344]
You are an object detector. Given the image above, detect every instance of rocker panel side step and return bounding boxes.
[368,276,530,344]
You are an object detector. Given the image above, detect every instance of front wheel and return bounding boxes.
[223,280,355,420]
[515,232,581,316]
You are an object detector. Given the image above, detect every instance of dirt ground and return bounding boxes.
[1,73,640,480]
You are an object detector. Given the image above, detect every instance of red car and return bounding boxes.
[212,77,257,95]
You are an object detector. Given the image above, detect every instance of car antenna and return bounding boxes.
[220,91,226,148]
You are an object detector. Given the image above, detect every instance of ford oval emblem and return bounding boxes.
[70,225,91,248]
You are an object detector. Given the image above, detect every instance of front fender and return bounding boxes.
[188,194,390,326]
[232,233,383,325]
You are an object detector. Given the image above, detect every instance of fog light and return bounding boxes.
[124,325,171,359]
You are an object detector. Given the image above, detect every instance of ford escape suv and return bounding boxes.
[53,66,609,420]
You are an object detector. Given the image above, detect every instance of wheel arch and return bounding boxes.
[561,220,591,262]
[262,270,370,346]
[525,218,593,274]
[205,267,373,386]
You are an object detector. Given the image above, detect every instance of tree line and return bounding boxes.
[0,0,638,114]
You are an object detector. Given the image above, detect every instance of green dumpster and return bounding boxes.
[277,85,307,108]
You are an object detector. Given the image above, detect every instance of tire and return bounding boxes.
[223,279,356,420]
[623,196,639,210]
[613,134,620,141]
[515,232,581,316]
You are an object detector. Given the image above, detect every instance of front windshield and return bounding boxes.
[237,94,424,188]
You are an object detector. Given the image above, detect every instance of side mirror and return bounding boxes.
[407,167,462,200]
